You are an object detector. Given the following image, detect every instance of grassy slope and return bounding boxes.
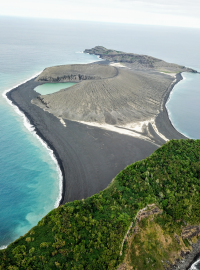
[123,214,194,270]
[1,139,200,270]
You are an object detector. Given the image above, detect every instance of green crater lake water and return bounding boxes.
[34,82,76,95]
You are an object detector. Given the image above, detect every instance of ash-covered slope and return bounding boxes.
[33,64,173,126]
[85,46,197,73]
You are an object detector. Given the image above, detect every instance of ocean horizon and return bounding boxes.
[0,15,200,269]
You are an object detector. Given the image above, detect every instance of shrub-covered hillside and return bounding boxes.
[1,139,200,270]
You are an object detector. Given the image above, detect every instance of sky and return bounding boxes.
[1,0,200,28]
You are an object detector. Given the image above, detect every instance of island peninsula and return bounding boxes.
[2,47,200,270]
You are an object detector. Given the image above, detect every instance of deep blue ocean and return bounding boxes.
[0,15,200,268]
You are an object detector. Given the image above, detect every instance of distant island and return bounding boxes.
[2,47,200,269]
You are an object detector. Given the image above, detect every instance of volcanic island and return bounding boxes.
[2,47,200,270]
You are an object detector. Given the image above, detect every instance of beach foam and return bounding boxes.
[0,245,7,250]
[189,259,200,270]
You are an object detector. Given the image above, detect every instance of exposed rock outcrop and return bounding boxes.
[84,46,197,73]
[182,225,200,239]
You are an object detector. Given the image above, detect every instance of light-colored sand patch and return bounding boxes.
[57,114,168,144]
[78,121,148,140]
[151,120,169,142]
[124,119,154,133]
[77,118,169,143]
[160,72,176,78]
[58,117,66,127]
[110,62,126,68]
[122,119,169,142]
[76,120,164,147]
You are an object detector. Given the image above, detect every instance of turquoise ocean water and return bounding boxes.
[166,72,200,139]
[0,17,200,267]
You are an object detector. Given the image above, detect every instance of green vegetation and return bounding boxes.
[1,139,200,269]
[125,214,190,270]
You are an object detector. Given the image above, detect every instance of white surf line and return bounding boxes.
[165,72,184,108]
[2,73,63,210]
[84,52,104,63]
[120,204,156,256]
[189,259,200,270]
[165,72,190,139]
[0,245,8,250]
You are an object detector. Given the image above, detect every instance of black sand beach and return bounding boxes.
[6,66,186,205]
[6,78,156,204]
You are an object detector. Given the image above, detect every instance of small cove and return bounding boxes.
[34,82,76,95]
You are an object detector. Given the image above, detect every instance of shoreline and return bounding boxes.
[1,57,107,212]
[154,72,187,141]
[164,72,190,139]
[4,80,65,207]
